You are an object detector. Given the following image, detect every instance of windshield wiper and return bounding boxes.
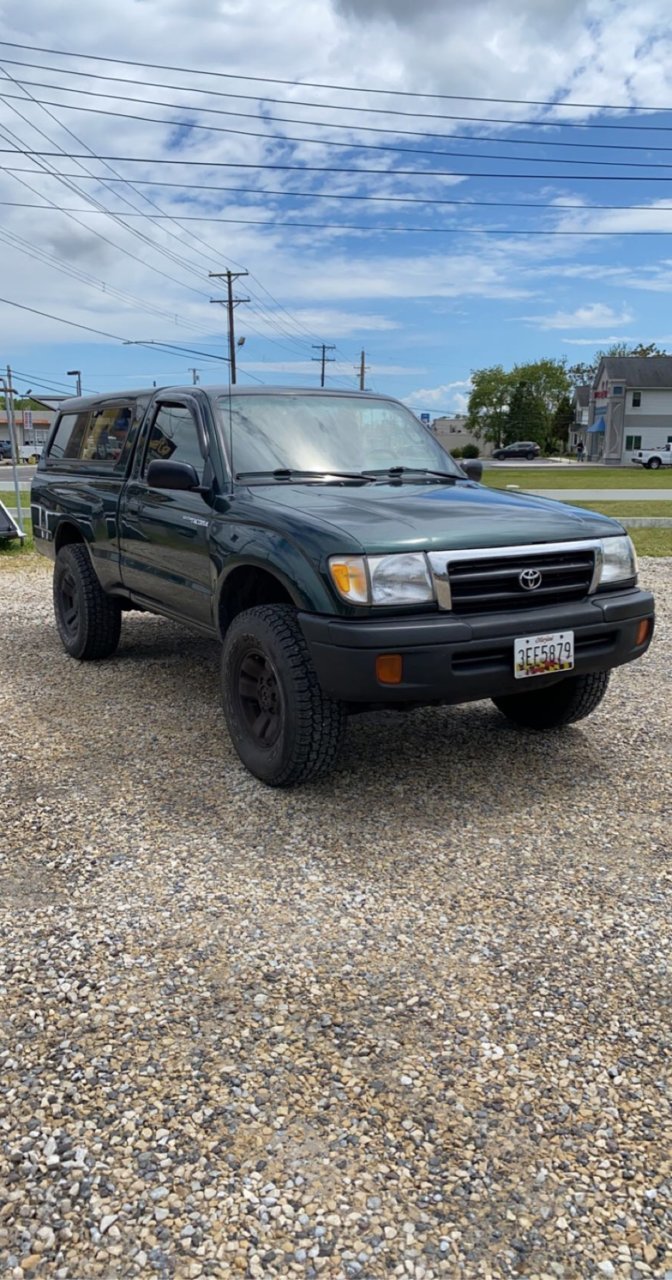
[369,466,461,483]
[236,468,376,483]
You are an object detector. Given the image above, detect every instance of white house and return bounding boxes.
[583,356,672,464]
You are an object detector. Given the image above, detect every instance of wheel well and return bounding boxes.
[219,566,294,636]
[54,522,86,553]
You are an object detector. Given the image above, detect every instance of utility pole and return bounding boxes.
[356,350,369,391]
[67,369,82,396]
[312,344,336,388]
[209,270,249,385]
[188,368,200,385]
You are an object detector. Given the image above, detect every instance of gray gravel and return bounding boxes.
[1,554,670,1280]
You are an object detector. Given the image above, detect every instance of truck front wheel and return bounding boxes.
[492,670,610,730]
[53,544,122,660]
[647,457,662,469]
[222,604,346,786]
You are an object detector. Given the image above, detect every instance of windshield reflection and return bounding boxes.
[216,394,462,479]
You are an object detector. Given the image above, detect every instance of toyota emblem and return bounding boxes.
[519,567,543,591]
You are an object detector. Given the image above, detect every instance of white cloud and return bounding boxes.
[404,379,472,411]
[527,303,634,330]
[561,335,634,345]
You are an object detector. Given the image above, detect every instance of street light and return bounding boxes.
[67,370,82,397]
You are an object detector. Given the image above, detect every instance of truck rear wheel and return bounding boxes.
[53,544,122,660]
[492,670,610,730]
[222,604,346,786]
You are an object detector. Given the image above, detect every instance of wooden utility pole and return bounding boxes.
[356,350,369,391]
[209,270,249,384]
[312,344,335,387]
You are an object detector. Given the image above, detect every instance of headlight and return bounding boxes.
[599,535,637,586]
[329,552,434,605]
[368,553,434,604]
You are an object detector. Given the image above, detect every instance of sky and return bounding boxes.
[1,0,672,415]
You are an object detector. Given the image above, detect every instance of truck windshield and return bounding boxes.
[216,394,463,480]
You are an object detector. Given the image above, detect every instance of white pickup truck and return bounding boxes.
[632,443,672,469]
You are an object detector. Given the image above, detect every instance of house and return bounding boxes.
[582,356,672,464]
[431,414,494,458]
[569,386,590,453]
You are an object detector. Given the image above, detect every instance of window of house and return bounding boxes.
[625,435,642,451]
[612,385,624,395]
[632,391,642,407]
[143,404,205,480]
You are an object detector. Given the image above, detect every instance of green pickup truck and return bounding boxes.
[31,386,654,786]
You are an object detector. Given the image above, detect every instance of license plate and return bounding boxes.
[514,630,574,679]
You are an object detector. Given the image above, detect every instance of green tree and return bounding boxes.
[507,380,547,446]
[550,394,575,451]
[512,357,571,416]
[467,365,513,446]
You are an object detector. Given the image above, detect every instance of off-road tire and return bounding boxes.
[53,544,122,660]
[222,604,346,786]
[492,670,610,730]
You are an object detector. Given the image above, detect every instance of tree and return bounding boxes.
[467,365,513,446]
[507,380,547,446]
[550,394,575,451]
[512,357,571,416]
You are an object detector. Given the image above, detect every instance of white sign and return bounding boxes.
[23,410,33,432]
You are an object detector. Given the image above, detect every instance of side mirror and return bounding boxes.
[146,459,202,491]
[462,458,483,482]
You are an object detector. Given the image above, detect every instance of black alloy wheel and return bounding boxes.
[234,648,284,749]
[221,604,346,786]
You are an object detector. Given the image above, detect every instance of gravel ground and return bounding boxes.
[1,555,670,1280]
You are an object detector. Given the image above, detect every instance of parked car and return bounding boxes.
[631,443,672,470]
[0,440,12,462]
[492,441,542,461]
[32,386,654,787]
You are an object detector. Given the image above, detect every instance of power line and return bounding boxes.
[1,199,670,233]
[0,68,340,357]
[8,89,672,166]
[0,40,669,116]
[5,147,672,181]
[9,74,672,152]
[0,56,669,139]
[4,164,672,211]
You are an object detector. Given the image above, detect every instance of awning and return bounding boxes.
[588,416,606,434]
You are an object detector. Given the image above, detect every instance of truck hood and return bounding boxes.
[254,480,624,554]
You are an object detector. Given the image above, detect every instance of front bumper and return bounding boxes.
[299,587,655,706]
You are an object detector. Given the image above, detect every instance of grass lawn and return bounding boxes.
[629,528,672,556]
[485,467,672,489]
[0,489,30,508]
[567,500,672,517]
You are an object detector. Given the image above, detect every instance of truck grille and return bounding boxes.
[444,547,596,615]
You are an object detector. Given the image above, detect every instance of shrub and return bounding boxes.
[462,443,480,459]
[451,446,463,459]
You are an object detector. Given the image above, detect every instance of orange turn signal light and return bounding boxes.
[376,654,403,685]
[635,619,652,646]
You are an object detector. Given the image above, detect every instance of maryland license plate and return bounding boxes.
[514,630,575,679]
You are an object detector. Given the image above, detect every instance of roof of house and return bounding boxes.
[596,355,672,388]
[573,385,590,406]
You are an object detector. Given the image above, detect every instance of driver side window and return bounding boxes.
[143,405,204,480]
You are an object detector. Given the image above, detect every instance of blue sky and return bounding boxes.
[2,0,672,415]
